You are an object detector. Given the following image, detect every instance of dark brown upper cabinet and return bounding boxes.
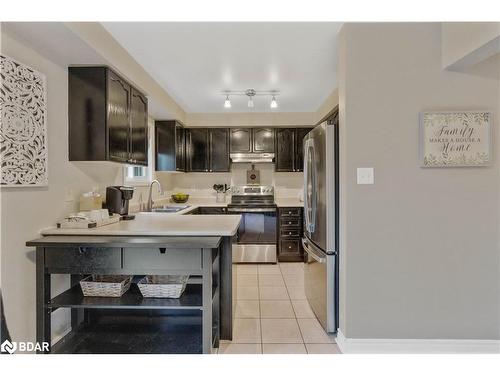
[230,128,252,152]
[209,128,230,172]
[252,128,275,153]
[186,128,230,172]
[275,128,295,172]
[186,128,210,172]
[275,128,312,172]
[155,120,185,172]
[294,128,312,172]
[175,123,186,171]
[130,87,148,164]
[230,128,275,153]
[69,66,148,166]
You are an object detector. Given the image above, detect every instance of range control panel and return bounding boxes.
[231,185,274,196]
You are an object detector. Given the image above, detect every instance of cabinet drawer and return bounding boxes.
[280,240,300,254]
[280,218,301,227]
[280,229,301,239]
[44,247,122,270]
[280,208,302,217]
[123,247,202,271]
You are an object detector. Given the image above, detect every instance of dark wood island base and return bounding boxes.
[26,235,236,354]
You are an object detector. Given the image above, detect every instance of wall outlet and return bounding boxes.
[357,168,374,185]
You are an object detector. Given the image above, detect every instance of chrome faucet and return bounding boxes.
[146,179,163,211]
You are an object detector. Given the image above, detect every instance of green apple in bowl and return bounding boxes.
[171,193,189,203]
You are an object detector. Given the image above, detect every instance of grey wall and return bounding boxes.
[338,23,500,340]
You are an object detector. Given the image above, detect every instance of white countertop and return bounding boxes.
[41,212,242,237]
[149,197,304,211]
[42,197,303,237]
[274,198,304,207]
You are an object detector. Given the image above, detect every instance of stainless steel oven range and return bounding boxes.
[227,185,277,263]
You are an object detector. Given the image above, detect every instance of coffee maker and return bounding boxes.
[106,186,135,220]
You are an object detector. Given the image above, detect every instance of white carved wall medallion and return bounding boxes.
[420,111,492,167]
[0,55,48,186]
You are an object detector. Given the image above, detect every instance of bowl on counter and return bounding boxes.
[171,193,189,203]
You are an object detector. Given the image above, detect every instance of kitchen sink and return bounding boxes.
[149,205,190,213]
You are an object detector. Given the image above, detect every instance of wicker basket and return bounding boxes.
[137,275,189,298]
[80,275,132,297]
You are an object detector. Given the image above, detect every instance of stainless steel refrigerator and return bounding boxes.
[302,113,338,333]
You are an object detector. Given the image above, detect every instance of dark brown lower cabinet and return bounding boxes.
[277,207,304,262]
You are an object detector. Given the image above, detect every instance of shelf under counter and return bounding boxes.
[49,283,203,311]
[51,314,203,354]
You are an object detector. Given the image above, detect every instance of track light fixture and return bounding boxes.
[221,89,280,110]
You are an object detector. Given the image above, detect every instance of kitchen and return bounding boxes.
[1,22,340,355]
[1,12,499,366]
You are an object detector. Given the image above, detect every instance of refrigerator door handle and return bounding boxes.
[310,142,317,232]
[302,237,326,263]
[303,140,310,231]
[304,138,317,233]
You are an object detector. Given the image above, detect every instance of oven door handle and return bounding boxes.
[227,207,276,213]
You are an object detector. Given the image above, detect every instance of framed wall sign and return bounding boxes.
[420,111,492,167]
[0,55,48,186]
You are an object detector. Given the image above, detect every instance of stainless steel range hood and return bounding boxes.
[230,153,275,163]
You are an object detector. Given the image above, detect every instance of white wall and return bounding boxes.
[0,31,118,343]
[338,23,500,341]
[442,22,500,69]
[0,30,168,345]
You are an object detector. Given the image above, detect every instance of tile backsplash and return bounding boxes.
[158,163,303,199]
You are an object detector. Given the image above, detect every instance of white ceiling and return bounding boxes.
[102,22,342,113]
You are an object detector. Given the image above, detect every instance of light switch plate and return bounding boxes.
[357,168,374,185]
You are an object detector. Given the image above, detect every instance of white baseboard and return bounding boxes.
[335,330,500,354]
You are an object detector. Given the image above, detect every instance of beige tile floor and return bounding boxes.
[218,262,341,355]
